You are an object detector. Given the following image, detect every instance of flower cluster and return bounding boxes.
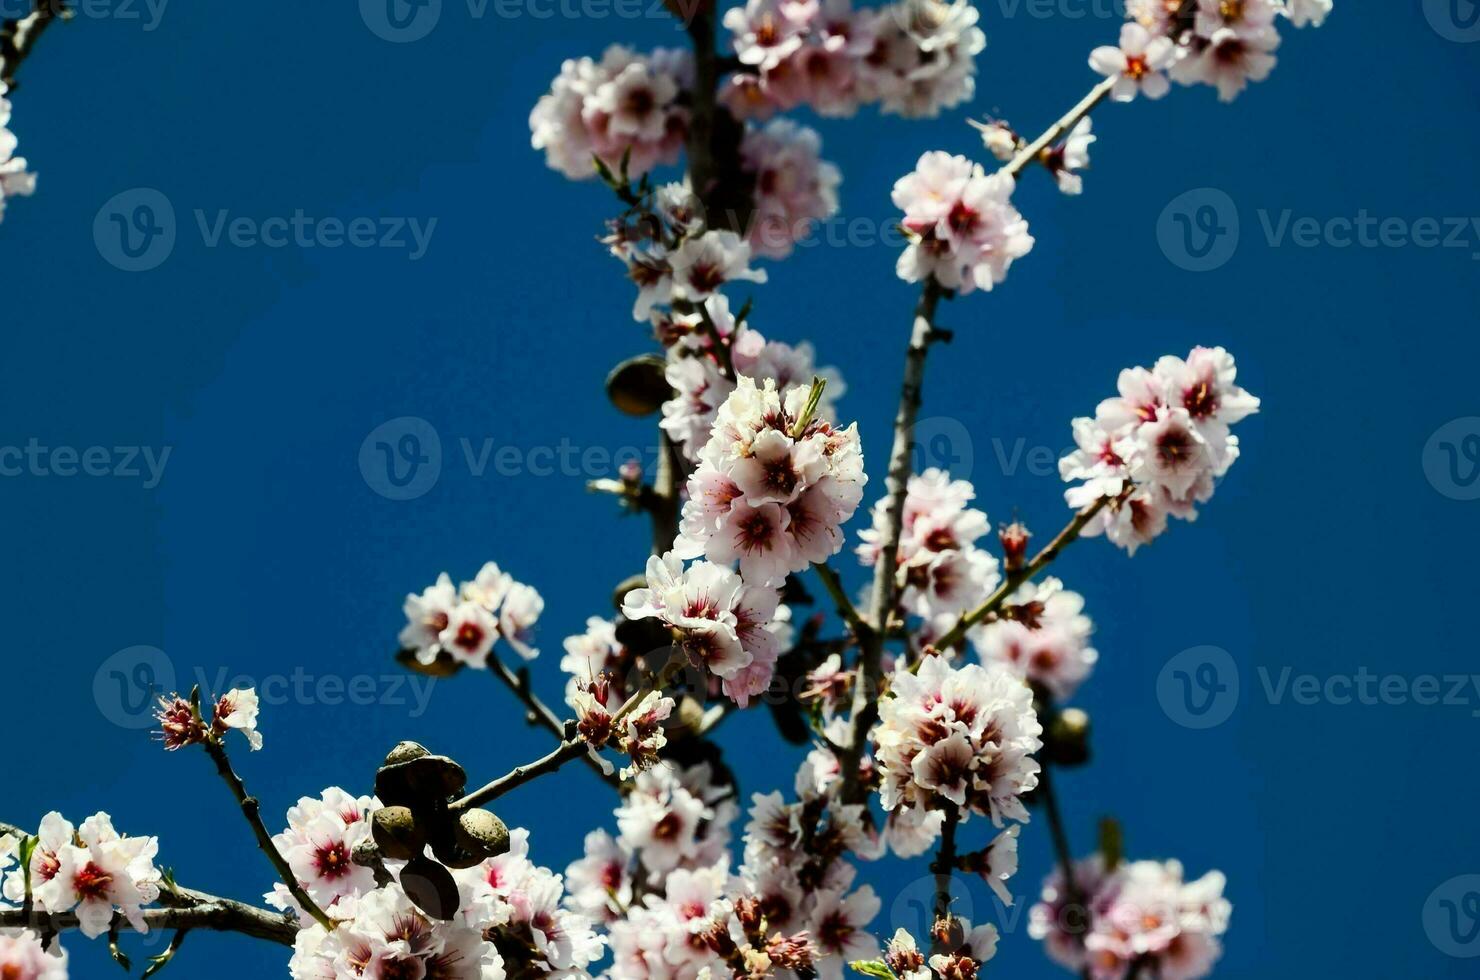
[0,931,65,980]
[857,468,1000,631]
[0,81,36,224]
[155,685,264,751]
[674,376,866,587]
[721,0,985,122]
[570,682,678,779]
[400,562,545,668]
[1029,856,1231,980]
[893,151,1034,294]
[737,789,880,975]
[884,919,1000,980]
[874,653,1043,828]
[740,118,842,259]
[265,787,380,917]
[617,220,769,323]
[971,576,1099,700]
[1,812,161,940]
[1059,346,1260,554]
[530,44,692,179]
[283,808,604,980]
[1095,0,1331,104]
[621,552,788,707]
[289,883,504,980]
[660,295,843,462]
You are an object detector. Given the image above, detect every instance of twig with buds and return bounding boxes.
[934,489,1126,651]
[840,276,948,804]
[484,648,623,789]
[451,656,687,810]
[1005,76,1118,180]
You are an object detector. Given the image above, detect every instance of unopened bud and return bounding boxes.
[998,521,1031,572]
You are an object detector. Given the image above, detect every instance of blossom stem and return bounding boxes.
[452,658,687,810]
[1036,751,1090,949]
[931,806,961,932]
[933,491,1120,651]
[484,648,623,789]
[840,276,947,804]
[1005,76,1118,180]
[201,739,336,931]
[650,431,683,554]
[696,298,736,379]
[811,562,870,638]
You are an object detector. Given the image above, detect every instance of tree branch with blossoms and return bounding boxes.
[2,1,1333,979]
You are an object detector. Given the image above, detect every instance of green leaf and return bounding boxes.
[849,960,896,980]
[141,930,189,979]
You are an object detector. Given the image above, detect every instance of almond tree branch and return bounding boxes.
[838,277,947,804]
[1005,76,1118,179]
[0,819,297,946]
[201,739,335,931]
[485,648,623,789]
[451,658,686,811]
[933,489,1124,651]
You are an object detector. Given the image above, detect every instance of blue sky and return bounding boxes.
[3,1,1479,977]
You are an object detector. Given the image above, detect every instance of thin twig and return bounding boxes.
[0,819,298,945]
[934,490,1121,650]
[452,658,685,810]
[1,3,64,90]
[812,563,870,638]
[931,806,960,933]
[485,649,622,789]
[839,277,946,804]
[202,740,335,931]
[1005,76,1118,180]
